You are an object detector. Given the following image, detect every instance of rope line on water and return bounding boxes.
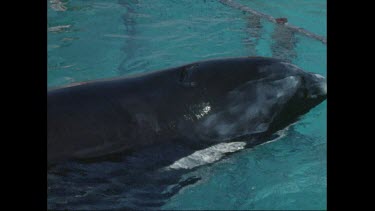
[218,0,327,45]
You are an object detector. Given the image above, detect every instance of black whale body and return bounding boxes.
[48,57,326,165]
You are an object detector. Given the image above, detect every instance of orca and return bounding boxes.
[48,57,326,165]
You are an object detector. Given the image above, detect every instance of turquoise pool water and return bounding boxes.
[48,0,326,210]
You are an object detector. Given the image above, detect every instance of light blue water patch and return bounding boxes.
[48,0,326,210]
[48,0,127,87]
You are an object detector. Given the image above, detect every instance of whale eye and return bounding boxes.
[179,64,198,88]
[179,69,188,82]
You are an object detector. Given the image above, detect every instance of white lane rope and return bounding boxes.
[219,0,327,45]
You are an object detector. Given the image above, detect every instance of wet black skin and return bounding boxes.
[48,57,326,165]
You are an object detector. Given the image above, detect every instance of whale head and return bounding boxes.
[258,62,327,134]
[302,72,327,102]
[186,57,326,141]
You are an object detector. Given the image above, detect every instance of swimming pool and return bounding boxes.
[47,0,326,209]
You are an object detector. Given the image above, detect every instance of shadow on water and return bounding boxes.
[271,20,298,63]
[117,0,149,76]
[243,14,262,56]
[242,12,297,63]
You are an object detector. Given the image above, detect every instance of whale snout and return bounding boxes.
[304,73,327,100]
[313,73,327,98]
